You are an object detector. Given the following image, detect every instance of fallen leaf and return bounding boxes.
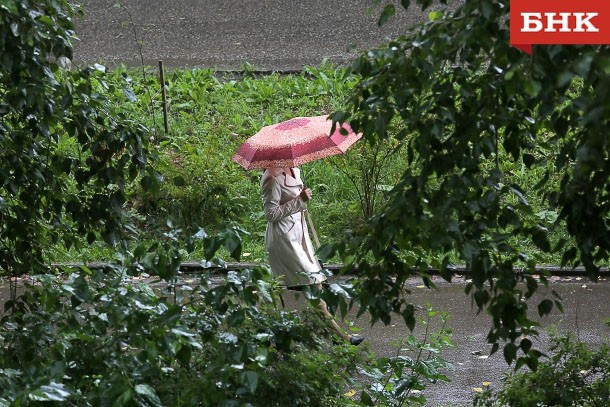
[344,389,356,397]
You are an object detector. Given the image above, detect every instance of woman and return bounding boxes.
[261,166,363,345]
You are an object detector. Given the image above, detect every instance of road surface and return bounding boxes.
[72,0,430,70]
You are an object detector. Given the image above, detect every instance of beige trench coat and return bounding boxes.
[260,168,325,287]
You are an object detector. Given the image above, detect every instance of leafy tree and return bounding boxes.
[0,0,157,276]
[326,0,610,369]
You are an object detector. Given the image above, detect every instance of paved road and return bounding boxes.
[73,0,428,70]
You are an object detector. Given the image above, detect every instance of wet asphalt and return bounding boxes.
[287,275,610,406]
[69,1,610,405]
[72,0,428,70]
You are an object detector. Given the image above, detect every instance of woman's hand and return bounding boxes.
[300,187,312,202]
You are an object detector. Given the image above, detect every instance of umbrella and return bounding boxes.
[232,114,362,248]
[231,114,362,170]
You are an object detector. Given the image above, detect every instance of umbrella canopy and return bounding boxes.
[232,115,362,170]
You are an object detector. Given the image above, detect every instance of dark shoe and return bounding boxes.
[349,335,364,346]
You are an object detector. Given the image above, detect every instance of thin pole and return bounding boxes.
[158,60,169,134]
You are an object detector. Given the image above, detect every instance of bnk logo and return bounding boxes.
[510,0,610,54]
[521,12,599,33]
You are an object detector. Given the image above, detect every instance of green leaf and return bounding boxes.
[520,337,532,353]
[402,304,416,331]
[428,11,443,21]
[93,63,106,72]
[223,231,242,260]
[123,86,137,102]
[28,382,71,402]
[173,175,186,186]
[554,300,564,313]
[378,4,395,27]
[176,345,192,366]
[503,342,518,364]
[525,354,539,370]
[0,0,18,13]
[168,328,195,340]
[226,309,246,326]
[140,175,155,190]
[134,384,162,407]
[242,371,259,394]
[360,390,374,405]
[509,184,529,206]
[537,299,553,317]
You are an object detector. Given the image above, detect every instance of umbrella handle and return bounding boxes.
[301,178,320,249]
[304,209,321,249]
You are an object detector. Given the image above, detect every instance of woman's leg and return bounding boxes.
[312,283,353,341]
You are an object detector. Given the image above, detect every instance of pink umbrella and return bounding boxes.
[232,115,362,170]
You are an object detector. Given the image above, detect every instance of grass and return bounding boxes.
[45,62,571,270]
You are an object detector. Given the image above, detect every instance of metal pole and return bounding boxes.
[158,60,169,134]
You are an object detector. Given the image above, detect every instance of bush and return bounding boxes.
[0,269,367,406]
[356,305,454,406]
[0,227,366,406]
[474,331,610,407]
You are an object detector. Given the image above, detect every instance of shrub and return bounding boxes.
[0,228,366,406]
[356,305,454,406]
[474,331,610,407]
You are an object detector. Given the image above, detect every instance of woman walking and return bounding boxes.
[261,166,363,346]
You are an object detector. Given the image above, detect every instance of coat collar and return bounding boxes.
[283,167,303,187]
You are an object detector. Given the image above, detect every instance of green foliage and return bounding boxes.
[84,62,405,263]
[324,0,610,367]
[474,332,610,407]
[357,305,454,406]
[85,61,568,269]
[329,135,403,222]
[0,227,365,406]
[0,0,158,276]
